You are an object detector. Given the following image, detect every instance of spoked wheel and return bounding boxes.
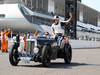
[41,45,51,67]
[64,43,72,64]
[9,43,19,66]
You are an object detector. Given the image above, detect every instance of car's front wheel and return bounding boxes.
[41,45,51,67]
[9,43,19,66]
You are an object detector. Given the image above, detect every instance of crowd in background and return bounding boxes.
[0,27,59,53]
[0,29,40,53]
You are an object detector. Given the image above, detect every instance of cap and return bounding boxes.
[53,15,59,20]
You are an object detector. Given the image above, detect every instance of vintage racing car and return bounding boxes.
[9,33,72,67]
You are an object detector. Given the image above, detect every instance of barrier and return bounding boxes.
[8,38,100,50]
[70,40,100,49]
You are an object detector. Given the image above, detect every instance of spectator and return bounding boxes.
[1,29,5,52]
[1,28,11,52]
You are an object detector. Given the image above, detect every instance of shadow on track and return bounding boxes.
[18,62,100,69]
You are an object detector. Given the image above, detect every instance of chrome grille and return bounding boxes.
[26,39,35,55]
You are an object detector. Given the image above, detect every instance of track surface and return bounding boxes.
[0,48,100,75]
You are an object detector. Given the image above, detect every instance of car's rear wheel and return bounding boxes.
[64,43,72,64]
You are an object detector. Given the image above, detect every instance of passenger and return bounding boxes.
[44,32,49,39]
[51,13,73,38]
[51,13,73,46]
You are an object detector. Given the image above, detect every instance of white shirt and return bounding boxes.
[51,22,64,34]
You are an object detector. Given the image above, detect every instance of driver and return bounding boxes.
[51,12,73,38]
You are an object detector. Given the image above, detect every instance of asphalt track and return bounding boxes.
[0,48,100,75]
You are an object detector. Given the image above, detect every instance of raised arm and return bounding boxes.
[61,12,73,24]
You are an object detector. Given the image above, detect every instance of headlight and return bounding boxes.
[34,47,39,54]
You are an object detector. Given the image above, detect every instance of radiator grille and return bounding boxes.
[26,39,35,55]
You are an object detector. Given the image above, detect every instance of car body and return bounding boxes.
[9,33,72,67]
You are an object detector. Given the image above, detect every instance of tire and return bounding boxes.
[41,45,51,67]
[64,43,72,64]
[9,43,19,66]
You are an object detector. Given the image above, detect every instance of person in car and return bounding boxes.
[51,12,73,38]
